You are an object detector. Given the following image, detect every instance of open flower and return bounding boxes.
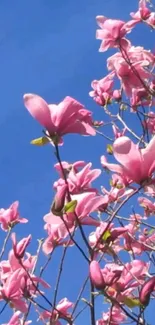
[101,136,155,184]
[0,201,28,231]
[96,16,134,52]
[130,0,151,22]
[89,73,114,106]
[24,94,95,144]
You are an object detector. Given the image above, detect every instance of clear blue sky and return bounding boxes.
[0,0,153,324]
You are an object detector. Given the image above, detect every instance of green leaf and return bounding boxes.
[102,230,111,242]
[148,228,155,235]
[64,200,77,213]
[120,104,127,111]
[123,297,142,308]
[107,144,113,155]
[31,136,50,146]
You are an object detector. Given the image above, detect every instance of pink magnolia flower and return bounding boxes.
[0,201,28,231]
[39,298,74,323]
[90,261,106,290]
[98,180,133,212]
[66,163,101,194]
[45,192,104,229]
[123,213,143,254]
[139,276,155,306]
[112,89,122,101]
[146,12,155,28]
[2,311,31,325]
[101,136,155,184]
[144,179,155,197]
[111,58,152,97]
[11,233,31,259]
[130,88,154,108]
[54,160,86,177]
[54,162,101,194]
[69,192,105,226]
[107,260,150,304]
[42,219,73,255]
[130,0,151,22]
[107,47,154,97]
[90,261,123,290]
[20,273,50,298]
[0,245,35,286]
[0,269,28,312]
[112,125,126,139]
[132,226,155,254]
[96,16,133,52]
[107,46,154,72]
[97,306,127,325]
[24,94,95,144]
[138,196,155,217]
[0,250,36,283]
[144,111,155,134]
[56,298,74,317]
[123,215,155,255]
[89,73,114,106]
[89,222,126,254]
[116,260,149,291]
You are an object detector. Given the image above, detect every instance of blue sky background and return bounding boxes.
[0,0,154,324]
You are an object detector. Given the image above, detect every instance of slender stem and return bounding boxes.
[53,246,68,308]
[54,144,91,257]
[71,276,89,316]
[22,238,44,325]
[94,187,141,253]
[117,113,147,145]
[0,302,8,315]
[90,281,95,325]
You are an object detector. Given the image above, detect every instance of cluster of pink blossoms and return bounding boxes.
[90,0,155,110]
[1,0,155,325]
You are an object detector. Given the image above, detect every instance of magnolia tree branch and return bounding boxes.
[1,1,155,325]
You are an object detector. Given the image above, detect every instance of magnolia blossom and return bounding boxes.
[96,306,127,325]
[138,196,155,217]
[130,88,155,108]
[54,162,101,195]
[107,46,155,71]
[112,125,126,139]
[147,12,155,28]
[89,73,114,106]
[139,277,155,306]
[54,160,86,176]
[89,221,126,254]
[130,0,151,22]
[90,261,123,290]
[107,46,154,97]
[42,220,73,255]
[11,233,31,259]
[0,268,28,312]
[0,201,28,231]
[96,16,133,52]
[2,311,31,325]
[101,136,155,184]
[45,192,104,228]
[24,94,95,144]
[39,298,74,323]
[144,112,155,134]
[107,260,150,304]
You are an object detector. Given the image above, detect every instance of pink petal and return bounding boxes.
[23,94,52,131]
[113,137,143,182]
[141,136,155,177]
[101,155,125,174]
